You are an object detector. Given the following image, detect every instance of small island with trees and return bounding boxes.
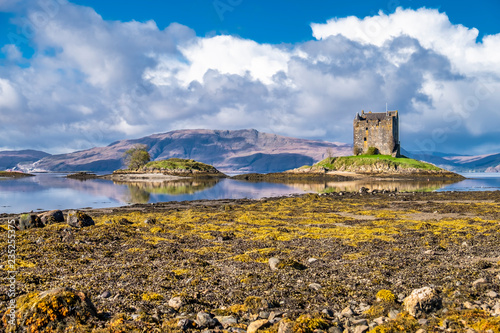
[101,144,227,181]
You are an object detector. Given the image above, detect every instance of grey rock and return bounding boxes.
[373,317,386,325]
[168,296,184,310]
[463,301,474,309]
[418,318,429,325]
[416,330,426,333]
[177,318,194,331]
[322,309,334,317]
[328,328,342,333]
[269,257,281,271]
[278,320,294,333]
[259,311,270,319]
[196,311,218,329]
[230,328,247,333]
[388,309,399,319]
[247,319,268,333]
[340,306,353,317]
[309,283,322,291]
[472,278,488,287]
[486,290,498,298]
[67,210,95,228]
[38,210,64,224]
[215,315,238,328]
[353,325,369,333]
[17,214,44,230]
[352,319,368,326]
[308,257,318,264]
[100,291,111,299]
[403,286,442,317]
[144,217,157,224]
[230,329,246,333]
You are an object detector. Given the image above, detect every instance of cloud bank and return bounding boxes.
[0,3,499,154]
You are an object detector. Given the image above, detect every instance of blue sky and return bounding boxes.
[0,0,499,155]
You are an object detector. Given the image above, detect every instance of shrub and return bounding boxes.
[366,147,380,155]
[123,144,150,170]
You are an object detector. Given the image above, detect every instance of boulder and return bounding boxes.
[247,319,269,333]
[13,287,97,332]
[403,287,442,317]
[168,296,184,310]
[67,210,95,228]
[16,214,44,230]
[39,210,64,224]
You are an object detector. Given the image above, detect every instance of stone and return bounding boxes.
[352,319,368,326]
[247,319,268,333]
[388,309,399,319]
[308,257,318,264]
[277,319,294,333]
[196,311,218,329]
[416,330,426,333]
[177,318,194,331]
[67,210,95,228]
[38,210,65,224]
[373,317,386,325]
[309,283,322,291]
[168,296,184,310]
[403,287,442,317]
[418,318,429,325]
[269,257,281,271]
[144,217,157,224]
[16,213,44,230]
[463,301,474,309]
[340,306,353,317]
[322,309,334,317]
[353,325,369,333]
[215,315,238,328]
[328,328,342,333]
[259,311,270,319]
[100,291,111,299]
[486,291,498,298]
[472,278,488,287]
[15,287,97,331]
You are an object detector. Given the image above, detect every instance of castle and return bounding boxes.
[353,110,400,157]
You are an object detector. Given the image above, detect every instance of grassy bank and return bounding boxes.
[313,155,442,172]
[143,158,219,173]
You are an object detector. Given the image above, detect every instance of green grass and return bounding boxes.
[143,158,217,172]
[315,155,442,172]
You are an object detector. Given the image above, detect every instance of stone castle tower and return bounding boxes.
[353,110,400,157]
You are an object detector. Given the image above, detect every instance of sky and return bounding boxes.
[0,0,499,155]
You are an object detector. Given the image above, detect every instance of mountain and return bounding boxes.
[0,150,51,170]
[24,129,353,174]
[405,150,500,173]
[4,131,499,174]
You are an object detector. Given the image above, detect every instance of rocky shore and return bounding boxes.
[0,190,499,332]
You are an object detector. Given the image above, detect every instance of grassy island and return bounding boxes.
[295,155,463,179]
[0,171,34,178]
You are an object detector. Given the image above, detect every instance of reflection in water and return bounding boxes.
[280,179,462,193]
[113,179,221,203]
[0,173,498,214]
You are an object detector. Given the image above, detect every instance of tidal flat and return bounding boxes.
[1,191,499,332]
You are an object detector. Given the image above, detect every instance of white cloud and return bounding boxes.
[0,3,499,154]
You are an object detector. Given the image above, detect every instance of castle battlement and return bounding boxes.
[353,110,400,157]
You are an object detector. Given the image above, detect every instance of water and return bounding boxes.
[0,172,499,214]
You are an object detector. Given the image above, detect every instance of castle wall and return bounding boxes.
[353,111,400,156]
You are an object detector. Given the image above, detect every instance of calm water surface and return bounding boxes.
[0,172,498,214]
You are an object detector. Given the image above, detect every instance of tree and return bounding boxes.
[123,144,150,170]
